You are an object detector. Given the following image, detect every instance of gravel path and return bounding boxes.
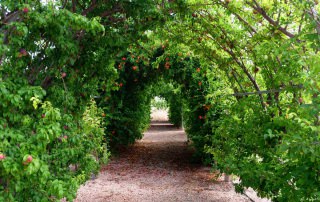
[75,111,250,202]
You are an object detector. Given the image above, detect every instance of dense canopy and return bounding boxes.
[0,0,319,201]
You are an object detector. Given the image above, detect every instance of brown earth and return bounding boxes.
[75,111,251,202]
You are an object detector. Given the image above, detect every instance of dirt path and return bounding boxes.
[75,114,250,202]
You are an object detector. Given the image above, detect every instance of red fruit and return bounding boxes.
[61,72,67,78]
[22,7,29,13]
[198,81,202,86]
[20,49,27,55]
[196,68,200,72]
[192,13,197,18]
[132,66,137,71]
[166,57,170,61]
[119,83,123,87]
[63,125,68,130]
[254,67,260,73]
[121,57,126,61]
[165,62,170,69]
[26,155,33,163]
[199,115,203,119]
[63,135,68,139]
[18,49,27,57]
[41,114,46,118]
[0,154,6,160]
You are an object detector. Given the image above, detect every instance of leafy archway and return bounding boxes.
[100,46,212,154]
[0,0,319,201]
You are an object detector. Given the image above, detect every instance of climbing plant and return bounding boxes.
[156,0,320,201]
[0,0,164,201]
[99,44,214,151]
[0,0,319,201]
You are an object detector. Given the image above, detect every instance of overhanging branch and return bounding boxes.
[251,0,296,39]
[229,85,303,97]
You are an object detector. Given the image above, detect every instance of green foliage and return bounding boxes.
[102,45,214,160]
[103,84,153,148]
[1,0,320,201]
[168,92,183,127]
[155,1,320,200]
[206,96,320,201]
[0,82,108,201]
[0,0,162,200]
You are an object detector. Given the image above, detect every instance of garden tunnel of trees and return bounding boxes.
[0,0,319,201]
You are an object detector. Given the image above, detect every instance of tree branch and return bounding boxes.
[298,12,305,33]
[251,0,296,38]
[60,0,68,9]
[2,10,20,25]
[100,6,123,18]
[81,0,97,16]
[219,1,257,36]
[229,85,303,97]
[307,6,320,35]
[72,0,76,12]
